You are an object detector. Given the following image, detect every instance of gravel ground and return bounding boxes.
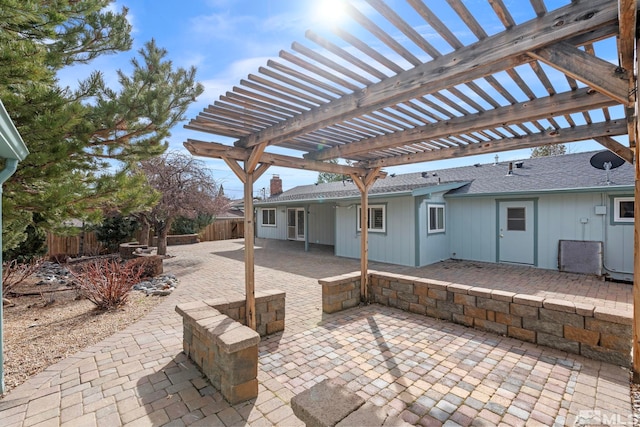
[2,282,163,394]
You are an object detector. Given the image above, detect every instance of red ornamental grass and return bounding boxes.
[72,258,145,310]
[2,257,43,298]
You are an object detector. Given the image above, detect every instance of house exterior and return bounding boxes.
[255,151,634,281]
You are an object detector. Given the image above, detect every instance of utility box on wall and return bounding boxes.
[558,240,603,276]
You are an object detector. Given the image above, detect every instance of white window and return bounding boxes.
[357,205,386,233]
[428,204,445,233]
[261,208,276,226]
[614,197,634,223]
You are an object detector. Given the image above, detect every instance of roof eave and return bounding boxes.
[0,100,28,161]
[445,184,634,198]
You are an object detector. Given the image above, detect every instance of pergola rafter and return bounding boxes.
[184,0,640,377]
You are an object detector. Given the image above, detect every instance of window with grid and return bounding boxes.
[261,208,276,226]
[357,205,386,233]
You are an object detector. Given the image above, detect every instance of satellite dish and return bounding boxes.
[590,150,625,170]
[590,150,625,185]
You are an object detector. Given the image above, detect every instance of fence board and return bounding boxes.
[199,219,245,241]
[46,218,245,257]
[46,231,102,258]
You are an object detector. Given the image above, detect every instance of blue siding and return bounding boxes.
[257,204,336,245]
[257,189,632,281]
[447,192,633,280]
[335,196,415,266]
[447,198,496,263]
[416,193,450,266]
[308,203,336,245]
[256,206,287,240]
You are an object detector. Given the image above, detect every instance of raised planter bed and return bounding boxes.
[153,234,199,246]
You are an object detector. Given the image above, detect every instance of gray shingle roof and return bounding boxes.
[261,151,634,204]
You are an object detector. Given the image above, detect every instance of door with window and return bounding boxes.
[498,200,535,265]
[287,208,305,241]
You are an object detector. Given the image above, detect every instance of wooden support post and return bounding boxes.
[244,168,257,330]
[352,168,382,303]
[634,145,640,380]
[633,33,640,381]
[219,148,270,331]
[360,185,369,302]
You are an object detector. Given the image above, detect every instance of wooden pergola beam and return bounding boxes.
[184,139,374,177]
[528,41,630,106]
[620,0,638,149]
[624,0,640,380]
[593,136,634,163]
[359,120,628,168]
[234,0,617,150]
[221,157,246,184]
[308,88,616,161]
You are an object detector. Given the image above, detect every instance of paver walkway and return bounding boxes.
[0,239,633,426]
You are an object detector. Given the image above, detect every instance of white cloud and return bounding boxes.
[189,12,255,42]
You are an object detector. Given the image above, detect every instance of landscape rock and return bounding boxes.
[133,274,178,296]
[35,262,73,286]
[33,259,177,296]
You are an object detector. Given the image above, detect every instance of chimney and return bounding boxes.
[507,162,513,176]
[270,174,283,197]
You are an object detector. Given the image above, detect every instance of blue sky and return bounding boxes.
[58,0,621,200]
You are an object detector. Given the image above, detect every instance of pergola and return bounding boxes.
[183,0,640,376]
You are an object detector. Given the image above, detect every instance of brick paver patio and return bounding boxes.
[0,238,633,426]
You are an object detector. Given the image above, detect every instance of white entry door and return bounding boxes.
[287,208,305,241]
[498,201,535,265]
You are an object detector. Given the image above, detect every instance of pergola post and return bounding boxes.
[360,185,369,302]
[244,169,256,330]
[220,148,269,331]
[634,136,640,379]
[352,168,382,303]
[633,32,640,380]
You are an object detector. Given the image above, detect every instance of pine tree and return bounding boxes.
[0,0,204,252]
[530,144,567,158]
[316,159,351,184]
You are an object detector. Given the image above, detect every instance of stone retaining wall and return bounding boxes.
[175,289,285,404]
[204,289,286,337]
[153,234,199,246]
[319,271,631,366]
[175,301,260,404]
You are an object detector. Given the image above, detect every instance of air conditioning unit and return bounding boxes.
[558,240,603,276]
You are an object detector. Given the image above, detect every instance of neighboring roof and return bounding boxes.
[216,199,246,219]
[258,151,634,205]
[217,209,244,220]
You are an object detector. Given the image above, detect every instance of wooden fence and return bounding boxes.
[46,218,245,257]
[199,218,245,242]
[46,231,103,258]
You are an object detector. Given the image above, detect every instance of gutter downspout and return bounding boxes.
[0,158,19,394]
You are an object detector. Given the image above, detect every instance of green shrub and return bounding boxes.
[3,224,47,262]
[170,214,214,235]
[94,215,138,252]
